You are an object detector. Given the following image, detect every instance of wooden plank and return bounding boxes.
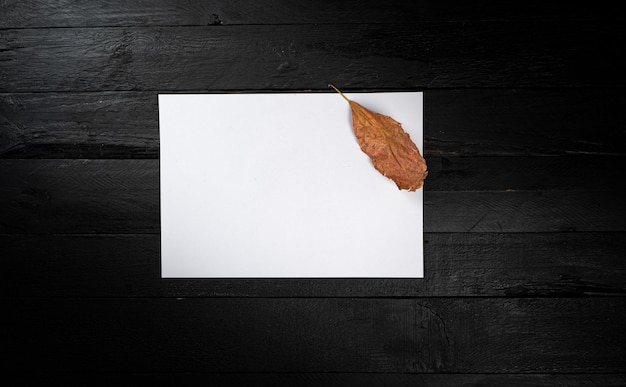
[1,0,623,28]
[424,190,625,233]
[2,89,625,158]
[424,89,626,157]
[1,232,624,298]
[1,159,624,234]
[3,297,625,373]
[19,373,626,386]
[2,22,625,92]
[0,159,159,233]
[0,92,158,158]
[424,156,625,191]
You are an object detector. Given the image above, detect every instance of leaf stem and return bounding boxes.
[328,84,351,103]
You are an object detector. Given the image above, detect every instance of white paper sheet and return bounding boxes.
[159,91,424,278]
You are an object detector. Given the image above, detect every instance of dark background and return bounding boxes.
[1,1,625,384]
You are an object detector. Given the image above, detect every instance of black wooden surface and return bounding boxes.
[1,1,625,384]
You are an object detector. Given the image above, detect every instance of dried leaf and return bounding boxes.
[329,84,428,191]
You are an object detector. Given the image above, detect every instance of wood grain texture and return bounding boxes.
[1,0,623,28]
[2,89,625,158]
[3,297,625,373]
[1,159,624,234]
[2,232,624,298]
[22,373,626,386]
[0,92,158,158]
[1,22,625,92]
[0,159,158,233]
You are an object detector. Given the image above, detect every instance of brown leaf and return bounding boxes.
[330,84,428,191]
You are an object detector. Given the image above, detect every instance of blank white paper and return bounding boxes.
[159,91,424,278]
